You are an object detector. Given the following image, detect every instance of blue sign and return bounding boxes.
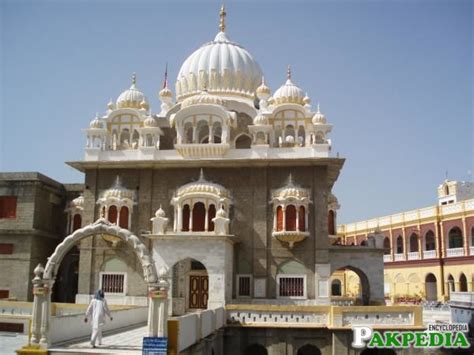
[142,337,168,355]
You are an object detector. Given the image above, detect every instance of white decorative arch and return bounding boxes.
[43,218,157,282]
[30,219,166,348]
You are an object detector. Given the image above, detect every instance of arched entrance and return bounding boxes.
[425,273,437,301]
[171,258,209,314]
[29,219,162,347]
[244,344,267,355]
[52,246,79,303]
[297,344,321,355]
[331,266,371,305]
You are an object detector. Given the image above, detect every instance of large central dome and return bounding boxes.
[176,14,263,102]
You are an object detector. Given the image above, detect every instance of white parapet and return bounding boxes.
[446,247,464,257]
[394,253,405,261]
[407,252,420,260]
[423,250,436,259]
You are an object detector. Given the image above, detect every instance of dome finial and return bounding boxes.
[287,65,292,80]
[198,168,206,181]
[219,4,226,32]
[131,72,137,87]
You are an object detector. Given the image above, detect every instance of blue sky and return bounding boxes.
[1,0,472,223]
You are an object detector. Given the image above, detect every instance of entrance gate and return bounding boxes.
[29,218,167,348]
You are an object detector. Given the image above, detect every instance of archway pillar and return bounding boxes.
[147,277,169,337]
[30,264,53,347]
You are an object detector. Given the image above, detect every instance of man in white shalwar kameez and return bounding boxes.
[84,290,113,348]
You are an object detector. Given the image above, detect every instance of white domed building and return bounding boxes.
[28,5,406,355]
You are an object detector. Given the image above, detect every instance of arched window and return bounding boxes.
[298,206,306,231]
[285,205,297,231]
[184,122,193,143]
[409,233,419,252]
[396,235,403,254]
[331,279,342,296]
[383,237,390,255]
[459,273,468,292]
[425,231,436,251]
[235,134,251,149]
[448,227,463,249]
[276,206,283,231]
[72,214,82,232]
[447,274,455,292]
[328,210,335,235]
[119,206,129,229]
[182,204,190,232]
[192,202,206,232]
[208,204,216,232]
[425,273,437,301]
[108,206,118,224]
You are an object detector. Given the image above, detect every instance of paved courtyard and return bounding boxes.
[49,324,147,354]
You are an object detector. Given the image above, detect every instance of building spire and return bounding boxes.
[219,4,226,32]
[287,65,292,80]
[198,168,206,181]
[131,72,137,87]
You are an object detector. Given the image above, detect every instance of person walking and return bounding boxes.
[84,290,113,348]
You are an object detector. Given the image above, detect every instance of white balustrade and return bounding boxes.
[470,246,474,256]
[407,252,420,260]
[423,250,436,259]
[383,255,393,262]
[446,248,464,257]
[394,253,405,261]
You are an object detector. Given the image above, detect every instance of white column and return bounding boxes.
[189,205,194,232]
[296,205,300,231]
[282,206,286,231]
[205,206,209,231]
[192,126,197,143]
[273,207,277,231]
[177,205,182,232]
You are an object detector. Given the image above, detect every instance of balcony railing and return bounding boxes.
[394,253,405,261]
[383,255,393,262]
[407,252,420,260]
[446,248,464,258]
[470,246,474,256]
[423,250,436,259]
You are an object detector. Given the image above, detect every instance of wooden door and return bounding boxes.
[189,275,209,309]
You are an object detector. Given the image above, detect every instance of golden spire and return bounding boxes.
[219,4,226,32]
[287,65,292,80]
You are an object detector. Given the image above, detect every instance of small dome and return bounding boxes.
[273,174,310,201]
[89,114,103,129]
[116,73,149,109]
[253,112,269,125]
[312,104,326,124]
[107,99,115,110]
[175,170,230,199]
[303,93,311,105]
[155,206,166,217]
[256,77,271,99]
[181,90,225,108]
[159,84,173,99]
[216,206,227,218]
[100,176,135,202]
[272,66,305,105]
[144,116,158,127]
[69,195,84,210]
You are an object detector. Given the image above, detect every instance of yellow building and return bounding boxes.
[337,180,474,303]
